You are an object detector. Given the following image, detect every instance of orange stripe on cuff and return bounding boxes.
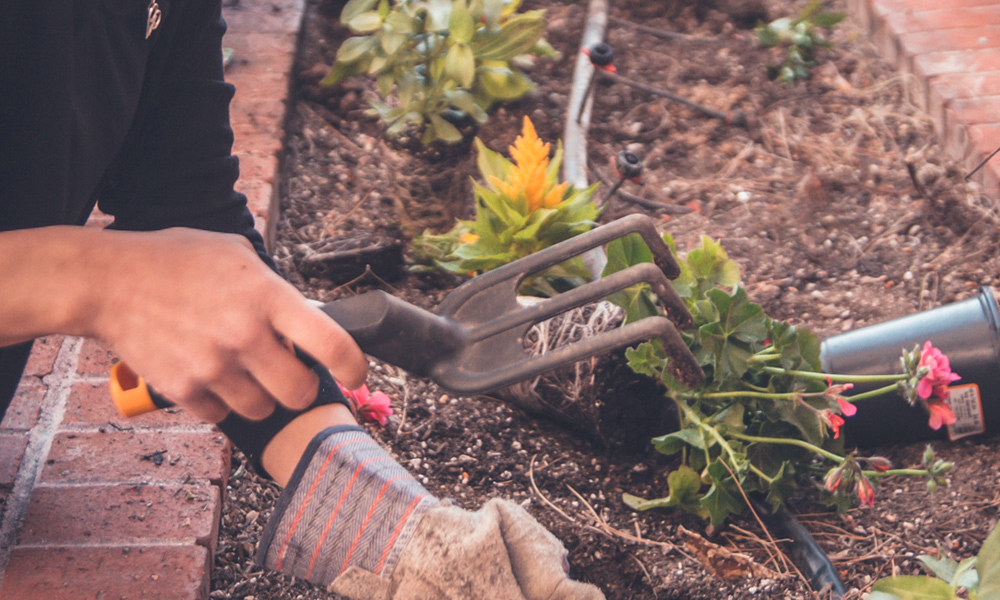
[338,475,404,575]
[305,456,393,580]
[274,438,364,571]
[374,493,428,576]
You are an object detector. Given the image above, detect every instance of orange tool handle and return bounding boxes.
[109,362,173,417]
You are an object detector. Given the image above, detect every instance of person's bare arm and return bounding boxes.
[0,225,367,423]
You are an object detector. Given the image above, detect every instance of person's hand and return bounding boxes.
[256,427,604,600]
[86,228,367,423]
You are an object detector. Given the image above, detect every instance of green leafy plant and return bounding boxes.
[869,520,1000,599]
[755,0,846,82]
[607,234,955,525]
[411,116,600,295]
[324,0,557,144]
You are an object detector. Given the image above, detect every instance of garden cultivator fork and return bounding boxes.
[111,214,702,416]
[320,213,704,394]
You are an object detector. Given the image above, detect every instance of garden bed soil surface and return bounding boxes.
[211,1,1000,598]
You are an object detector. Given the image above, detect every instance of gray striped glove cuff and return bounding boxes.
[255,426,438,585]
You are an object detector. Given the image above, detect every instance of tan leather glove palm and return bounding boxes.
[256,427,604,600]
[331,499,605,600]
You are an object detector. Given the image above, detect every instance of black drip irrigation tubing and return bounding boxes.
[560,2,847,598]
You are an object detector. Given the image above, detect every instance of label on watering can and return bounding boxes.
[947,384,986,441]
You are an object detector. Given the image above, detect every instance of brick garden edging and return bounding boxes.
[847,0,1000,190]
[1,0,998,598]
[0,0,303,597]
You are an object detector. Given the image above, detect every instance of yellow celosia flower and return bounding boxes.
[489,117,567,212]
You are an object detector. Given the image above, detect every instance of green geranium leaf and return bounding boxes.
[626,340,666,379]
[764,462,796,511]
[953,556,979,591]
[773,397,826,446]
[652,427,706,455]
[622,466,704,516]
[607,285,660,324]
[686,236,741,293]
[699,287,766,381]
[977,521,1000,597]
[711,403,746,434]
[701,459,745,527]
[917,554,961,586]
[708,287,767,344]
[603,233,654,276]
[767,319,822,371]
[870,576,957,599]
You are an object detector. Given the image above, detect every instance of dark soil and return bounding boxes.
[210,0,1000,599]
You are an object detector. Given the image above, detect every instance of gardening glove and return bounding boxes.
[256,426,605,600]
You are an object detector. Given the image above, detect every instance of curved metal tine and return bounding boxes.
[467,262,692,341]
[433,316,704,394]
[435,214,680,316]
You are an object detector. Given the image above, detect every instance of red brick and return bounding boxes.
[0,432,28,490]
[237,151,280,186]
[900,24,1000,57]
[41,431,230,487]
[18,483,221,548]
[230,95,287,133]
[874,8,1000,64]
[0,545,210,600]
[61,382,206,429]
[913,47,1000,78]
[76,338,118,377]
[885,6,1000,35]
[926,70,1000,121]
[872,0,1000,16]
[956,123,1000,190]
[3,383,44,430]
[237,177,279,250]
[942,96,1000,158]
[224,32,296,101]
[947,96,1000,127]
[23,336,63,378]
[223,0,304,35]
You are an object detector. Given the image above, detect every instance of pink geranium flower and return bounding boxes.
[821,411,845,439]
[856,476,875,507]
[916,341,960,401]
[926,397,957,431]
[338,383,394,427]
[824,377,856,416]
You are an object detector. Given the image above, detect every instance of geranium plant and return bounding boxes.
[324,0,557,144]
[608,234,955,524]
[869,519,1000,599]
[412,116,600,295]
